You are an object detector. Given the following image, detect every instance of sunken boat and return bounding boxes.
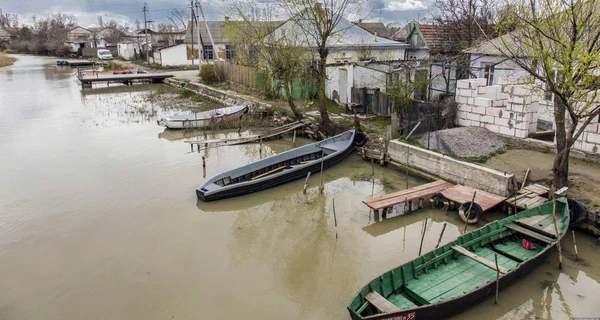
[347,197,570,320]
[196,129,363,201]
[157,105,248,129]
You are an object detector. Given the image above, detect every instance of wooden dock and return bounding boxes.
[363,180,455,212]
[77,73,173,88]
[441,185,506,212]
[507,184,549,213]
[185,121,305,150]
[57,59,95,66]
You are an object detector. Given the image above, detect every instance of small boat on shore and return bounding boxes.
[347,197,570,320]
[197,129,362,201]
[157,105,248,129]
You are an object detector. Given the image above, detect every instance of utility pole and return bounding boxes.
[190,0,194,66]
[195,0,215,64]
[143,3,149,64]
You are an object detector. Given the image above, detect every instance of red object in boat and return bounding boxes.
[522,239,536,250]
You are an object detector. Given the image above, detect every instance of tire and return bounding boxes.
[354,132,367,147]
[430,193,450,210]
[458,202,484,224]
[567,198,587,226]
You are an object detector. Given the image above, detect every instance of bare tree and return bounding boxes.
[492,0,600,189]
[277,0,363,134]
[431,0,496,50]
[97,15,104,28]
[103,20,126,44]
[169,8,189,30]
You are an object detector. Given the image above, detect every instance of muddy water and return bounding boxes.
[0,55,598,320]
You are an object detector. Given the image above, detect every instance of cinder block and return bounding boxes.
[587,132,600,144]
[467,98,475,105]
[456,96,469,104]
[457,118,471,127]
[457,111,468,119]
[499,126,516,136]
[472,106,487,115]
[585,123,599,133]
[495,117,510,126]
[477,86,487,95]
[508,103,525,112]
[457,80,470,89]
[474,97,492,108]
[514,129,529,138]
[458,104,471,112]
[486,107,502,117]
[470,79,487,88]
[480,115,494,123]
[511,85,530,96]
[456,89,469,97]
[467,113,481,121]
[581,141,599,153]
[485,124,500,133]
[471,120,481,127]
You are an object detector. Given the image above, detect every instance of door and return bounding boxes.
[338,68,348,104]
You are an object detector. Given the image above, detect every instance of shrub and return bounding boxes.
[200,64,218,84]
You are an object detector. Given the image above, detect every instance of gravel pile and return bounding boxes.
[414,127,505,158]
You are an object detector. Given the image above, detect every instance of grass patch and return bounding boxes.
[461,155,490,163]
[368,118,391,128]
[324,98,345,114]
[179,89,196,99]
[0,53,17,67]
[173,78,191,83]
[399,136,426,148]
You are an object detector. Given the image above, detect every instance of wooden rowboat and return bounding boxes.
[347,197,570,320]
[197,129,362,201]
[157,105,248,129]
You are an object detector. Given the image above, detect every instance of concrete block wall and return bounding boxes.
[388,141,515,197]
[455,79,539,139]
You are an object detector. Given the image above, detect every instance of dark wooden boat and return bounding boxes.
[347,197,570,320]
[196,129,360,201]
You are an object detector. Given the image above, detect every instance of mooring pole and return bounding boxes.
[435,223,447,249]
[333,198,338,239]
[418,218,428,256]
[202,155,206,168]
[293,130,297,147]
[552,197,563,269]
[463,191,477,233]
[319,149,325,193]
[495,253,500,304]
[303,172,311,193]
[572,230,579,262]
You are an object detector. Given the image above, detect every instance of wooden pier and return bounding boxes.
[77,73,174,89]
[56,59,95,66]
[507,184,549,213]
[364,180,455,213]
[441,185,506,212]
[185,121,305,150]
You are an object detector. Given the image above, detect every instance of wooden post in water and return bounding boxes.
[333,198,338,239]
[418,218,428,256]
[319,149,325,193]
[552,197,563,269]
[303,172,311,193]
[202,156,206,168]
[463,191,477,233]
[572,230,579,261]
[435,223,447,249]
[292,130,297,147]
[494,253,500,304]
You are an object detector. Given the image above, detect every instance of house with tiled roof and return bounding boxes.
[353,20,391,39]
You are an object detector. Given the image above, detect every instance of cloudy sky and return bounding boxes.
[2,0,432,29]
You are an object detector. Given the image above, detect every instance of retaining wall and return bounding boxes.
[165,78,272,113]
[388,140,515,197]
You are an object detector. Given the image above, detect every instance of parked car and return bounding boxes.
[97,49,113,60]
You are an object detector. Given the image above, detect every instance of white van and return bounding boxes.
[97,49,113,60]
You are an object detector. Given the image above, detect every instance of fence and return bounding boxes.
[214,61,257,88]
[350,87,392,116]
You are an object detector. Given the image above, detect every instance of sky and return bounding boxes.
[1,0,433,29]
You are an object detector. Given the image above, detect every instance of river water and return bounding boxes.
[0,55,598,320]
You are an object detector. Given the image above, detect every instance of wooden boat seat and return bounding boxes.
[505,223,554,244]
[251,166,287,180]
[451,246,508,274]
[365,291,400,313]
[514,216,558,238]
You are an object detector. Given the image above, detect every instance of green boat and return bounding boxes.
[348,197,570,320]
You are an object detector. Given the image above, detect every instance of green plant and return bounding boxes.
[172,78,191,83]
[179,89,196,99]
[200,64,219,84]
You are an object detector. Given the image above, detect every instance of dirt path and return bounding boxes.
[485,149,600,207]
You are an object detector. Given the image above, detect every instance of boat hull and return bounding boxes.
[197,140,355,201]
[347,245,553,320]
[158,106,247,129]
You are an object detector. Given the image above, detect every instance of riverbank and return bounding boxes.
[0,53,17,67]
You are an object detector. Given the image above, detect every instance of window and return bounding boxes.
[203,45,213,60]
[482,63,495,86]
[225,45,233,60]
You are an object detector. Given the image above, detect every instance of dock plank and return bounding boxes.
[363,180,454,210]
[451,246,508,274]
[441,185,506,212]
[365,291,400,313]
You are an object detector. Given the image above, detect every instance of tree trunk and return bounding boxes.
[552,100,569,188]
[317,51,332,134]
[283,74,302,120]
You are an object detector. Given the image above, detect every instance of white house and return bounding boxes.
[157,44,189,66]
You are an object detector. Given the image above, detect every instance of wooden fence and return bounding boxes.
[350,87,393,116]
[214,61,257,89]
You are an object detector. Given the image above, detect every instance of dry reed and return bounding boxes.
[0,53,17,67]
